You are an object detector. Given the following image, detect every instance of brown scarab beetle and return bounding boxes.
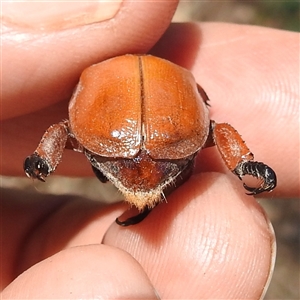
[24,54,277,226]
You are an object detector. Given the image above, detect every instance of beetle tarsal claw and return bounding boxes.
[243,182,264,196]
[234,161,277,195]
[36,174,46,182]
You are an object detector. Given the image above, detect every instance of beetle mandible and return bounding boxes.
[24,54,277,226]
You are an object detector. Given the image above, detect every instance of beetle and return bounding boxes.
[24,54,277,226]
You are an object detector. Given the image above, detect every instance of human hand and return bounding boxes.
[1,1,299,298]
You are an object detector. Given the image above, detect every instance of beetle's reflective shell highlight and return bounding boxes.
[69,55,209,159]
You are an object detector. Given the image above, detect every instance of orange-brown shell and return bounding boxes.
[69,55,209,159]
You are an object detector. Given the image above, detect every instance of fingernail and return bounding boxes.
[154,288,161,300]
[259,212,277,300]
[2,0,122,31]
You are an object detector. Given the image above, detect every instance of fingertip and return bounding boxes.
[1,245,159,299]
[172,173,276,298]
[104,173,275,299]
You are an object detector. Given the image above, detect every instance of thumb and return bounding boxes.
[1,245,160,299]
[2,1,178,120]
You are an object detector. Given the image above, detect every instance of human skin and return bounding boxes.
[1,1,299,299]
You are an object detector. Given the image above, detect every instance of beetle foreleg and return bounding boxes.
[210,121,277,194]
[24,121,70,181]
[91,165,109,183]
[116,207,153,226]
[197,84,210,107]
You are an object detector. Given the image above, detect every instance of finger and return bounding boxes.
[2,0,178,119]
[151,23,299,198]
[1,245,159,299]
[103,173,276,299]
[0,189,123,288]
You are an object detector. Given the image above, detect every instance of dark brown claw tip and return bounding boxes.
[24,154,50,182]
[243,183,265,196]
[234,161,277,195]
[116,208,152,226]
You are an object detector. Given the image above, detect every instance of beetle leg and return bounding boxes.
[24,121,71,181]
[116,207,153,226]
[210,121,277,195]
[197,84,210,107]
[91,165,109,183]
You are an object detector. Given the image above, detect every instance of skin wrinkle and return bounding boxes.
[213,233,230,265]
[184,184,215,268]
[200,24,291,51]
[200,35,246,48]
[273,80,299,117]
